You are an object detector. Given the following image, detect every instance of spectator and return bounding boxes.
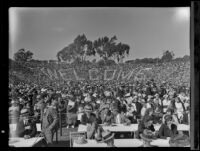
[9,100,20,124]
[152,96,163,124]
[158,115,178,139]
[66,96,77,128]
[137,116,155,139]
[41,99,59,146]
[81,104,96,125]
[14,108,36,138]
[112,108,131,125]
[102,108,113,125]
[100,130,116,147]
[133,96,143,121]
[162,94,171,113]
[174,96,185,123]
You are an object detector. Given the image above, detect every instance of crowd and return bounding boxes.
[8,59,190,147]
[9,74,190,146]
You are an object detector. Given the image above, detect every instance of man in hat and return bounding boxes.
[80,104,98,139]
[101,107,113,126]
[41,98,59,146]
[139,129,156,147]
[132,95,143,122]
[158,114,178,139]
[100,130,116,147]
[112,108,131,125]
[14,108,37,138]
[9,100,20,124]
[80,104,96,125]
[137,116,155,139]
[66,95,77,128]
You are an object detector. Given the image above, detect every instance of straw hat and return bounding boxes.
[140,129,156,142]
[11,100,16,104]
[74,136,87,144]
[169,134,190,147]
[20,108,29,116]
[125,93,131,97]
[100,130,115,143]
[84,105,92,112]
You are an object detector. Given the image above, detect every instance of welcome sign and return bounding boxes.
[39,67,150,82]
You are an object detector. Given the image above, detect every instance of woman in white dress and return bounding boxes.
[162,94,171,114]
[174,97,185,124]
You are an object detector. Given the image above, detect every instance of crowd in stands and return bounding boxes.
[9,59,190,146]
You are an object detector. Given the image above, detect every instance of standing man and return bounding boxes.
[41,98,59,146]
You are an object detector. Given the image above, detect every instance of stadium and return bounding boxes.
[9,7,191,147]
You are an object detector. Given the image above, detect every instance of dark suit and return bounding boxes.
[133,102,143,119]
[80,113,96,125]
[136,120,155,139]
[158,123,178,139]
[14,118,36,138]
[113,113,131,124]
[102,113,114,124]
[42,106,58,145]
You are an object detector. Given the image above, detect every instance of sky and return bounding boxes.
[9,7,190,61]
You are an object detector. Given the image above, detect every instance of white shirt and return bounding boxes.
[141,107,146,117]
[175,102,184,113]
[146,103,151,109]
[116,114,121,124]
[162,99,171,112]
[78,113,84,121]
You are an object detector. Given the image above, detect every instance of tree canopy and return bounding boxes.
[57,34,95,63]
[161,50,175,62]
[56,34,130,63]
[14,48,34,62]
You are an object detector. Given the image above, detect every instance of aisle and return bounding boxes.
[52,127,78,147]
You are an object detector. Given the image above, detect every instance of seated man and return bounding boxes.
[81,104,96,125]
[9,100,20,124]
[81,104,98,139]
[136,116,156,139]
[101,108,114,125]
[158,115,179,139]
[14,108,37,138]
[112,108,131,125]
[140,129,157,147]
[100,130,116,147]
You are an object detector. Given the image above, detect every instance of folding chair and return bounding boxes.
[69,131,86,147]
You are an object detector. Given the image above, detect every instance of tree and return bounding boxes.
[161,50,175,62]
[57,34,95,62]
[114,42,130,63]
[14,48,33,62]
[73,34,88,61]
[182,55,190,61]
[93,35,117,61]
[85,40,96,60]
[56,44,75,63]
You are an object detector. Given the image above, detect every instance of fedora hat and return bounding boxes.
[100,130,115,143]
[140,129,156,142]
